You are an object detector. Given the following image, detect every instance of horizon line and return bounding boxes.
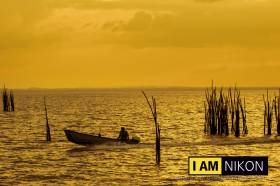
[7,85,280,90]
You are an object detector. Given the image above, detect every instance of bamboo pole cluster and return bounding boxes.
[2,85,15,112]
[204,85,247,137]
[229,88,248,137]
[263,91,273,135]
[142,91,160,165]
[264,90,280,136]
[274,89,280,135]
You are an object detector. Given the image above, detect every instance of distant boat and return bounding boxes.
[64,130,140,146]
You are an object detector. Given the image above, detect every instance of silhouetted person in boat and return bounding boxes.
[118,127,129,142]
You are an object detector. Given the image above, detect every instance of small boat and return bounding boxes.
[64,129,140,146]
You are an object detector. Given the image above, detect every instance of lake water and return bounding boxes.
[1,88,280,185]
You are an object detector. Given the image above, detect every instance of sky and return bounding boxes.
[1,0,280,88]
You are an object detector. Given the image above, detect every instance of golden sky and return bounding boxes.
[1,0,280,88]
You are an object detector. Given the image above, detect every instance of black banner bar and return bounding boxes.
[222,156,268,175]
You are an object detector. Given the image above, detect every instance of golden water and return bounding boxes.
[1,89,279,185]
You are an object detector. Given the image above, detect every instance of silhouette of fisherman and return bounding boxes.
[118,127,129,142]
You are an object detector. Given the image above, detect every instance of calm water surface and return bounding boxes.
[1,89,280,185]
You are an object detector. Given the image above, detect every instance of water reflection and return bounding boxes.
[1,89,280,185]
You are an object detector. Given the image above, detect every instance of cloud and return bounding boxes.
[0,0,56,49]
[99,5,280,48]
[124,11,153,30]
[1,0,280,50]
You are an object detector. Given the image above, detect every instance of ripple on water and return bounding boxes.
[1,89,280,185]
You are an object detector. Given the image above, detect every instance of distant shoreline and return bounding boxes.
[10,86,280,91]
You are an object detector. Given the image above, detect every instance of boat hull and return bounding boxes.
[64,130,139,146]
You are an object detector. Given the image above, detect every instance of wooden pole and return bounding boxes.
[267,91,272,135]
[263,94,267,135]
[142,91,160,165]
[10,91,15,112]
[44,97,51,142]
[2,85,9,112]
